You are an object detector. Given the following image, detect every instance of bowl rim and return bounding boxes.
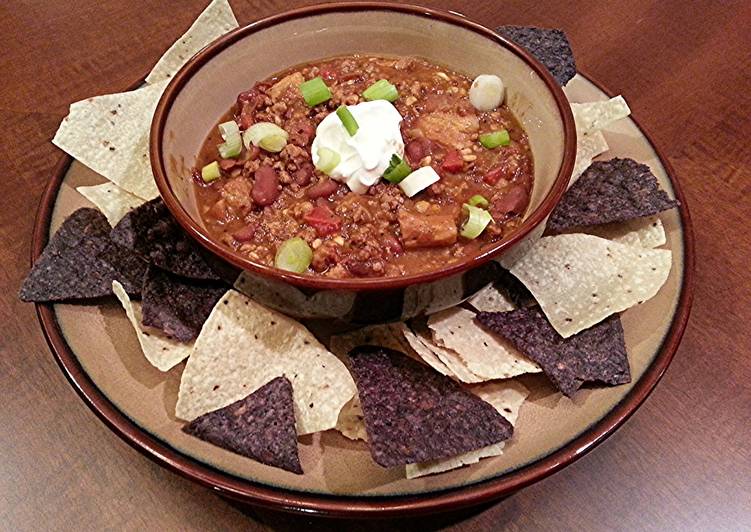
[33,72,695,519]
[149,1,577,292]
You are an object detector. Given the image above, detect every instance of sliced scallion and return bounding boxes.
[336,105,359,136]
[274,237,313,273]
[479,130,511,149]
[467,194,489,208]
[242,122,288,153]
[217,120,242,158]
[201,161,221,183]
[315,147,341,175]
[460,204,493,239]
[382,154,412,183]
[362,79,399,102]
[299,76,331,106]
[398,166,440,197]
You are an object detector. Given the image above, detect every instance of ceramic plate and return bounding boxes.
[33,73,693,517]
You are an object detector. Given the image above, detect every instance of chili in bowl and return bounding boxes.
[151,4,576,322]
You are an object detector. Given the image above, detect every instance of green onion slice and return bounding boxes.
[399,166,440,197]
[460,204,493,239]
[315,147,341,175]
[274,237,313,273]
[336,105,359,136]
[201,161,221,183]
[467,194,489,208]
[299,76,331,106]
[382,154,412,183]
[479,130,511,149]
[217,121,242,158]
[242,122,288,153]
[363,79,399,102]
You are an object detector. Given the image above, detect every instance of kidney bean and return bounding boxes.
[441,150,464,173]
[405,138,432,165]
[491,185,528,218]
[251,165,280,206]
[306,178,339,199]
[232,224,256,242]
[293,162,315,186]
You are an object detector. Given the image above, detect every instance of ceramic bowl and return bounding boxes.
[150,2,576,323]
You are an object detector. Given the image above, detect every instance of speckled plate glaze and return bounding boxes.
[31,14,693,521]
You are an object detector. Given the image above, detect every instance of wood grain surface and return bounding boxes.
[2,1,749,530]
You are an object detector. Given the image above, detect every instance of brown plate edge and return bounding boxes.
[31,72,695,518]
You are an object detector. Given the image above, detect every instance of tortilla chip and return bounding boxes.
[571,96,631,136]
[565,215,666,249]
[19,208,146,302]
[183,376,302,474]
[175,289,355,435]
[112,280,192,371]
[348,346,513,467]
[329,323,416,362]
[510,233,672,338]
[145,0,238,84]
[111,198,221,281]
[571,130,609,186]
[549,158,679,232]
[335,395,367,442]
[478,308,630,396]
[427,308,541,379]
[76,182,146,225]
[52,81,168,200]
[141,266,227,342]
[405,380,528,478]
[400,323,483,383]
[466,283,516,313]
[497,26,576,85]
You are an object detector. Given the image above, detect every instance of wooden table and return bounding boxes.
[2,1,749,530]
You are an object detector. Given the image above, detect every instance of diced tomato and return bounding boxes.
[441,150,464,173]
[303,205,342,236]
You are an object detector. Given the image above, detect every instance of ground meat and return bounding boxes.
[219,177,253,217]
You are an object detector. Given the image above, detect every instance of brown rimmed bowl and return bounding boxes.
[150,2,577,323]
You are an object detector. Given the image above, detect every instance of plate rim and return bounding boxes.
[31,73,695,518]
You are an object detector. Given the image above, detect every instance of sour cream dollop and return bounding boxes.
[311,100,404,194]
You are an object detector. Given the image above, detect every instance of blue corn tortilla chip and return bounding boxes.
[141,266,227,342]
[477,308,630,397]
[348,346,513,467]
[548,158,680,232]
[182,376,302,474]
[111,198,221,281]
[19,208,146,302]
[498,26,577,85]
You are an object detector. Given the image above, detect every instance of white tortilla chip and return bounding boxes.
[582,215,666,249]
[145,0,239,84]
[510,233,672,338]
[428,308,541,379]
[176,289,355,434]
[400,323,483,383]
[112,281,192,372]
[571,129,609,186]
[498,221,547,270]
[571,96,631,137]
[329,323,414,361]
[466,284,516,313]
[335,395,367,441]
[405,380,529,478]
[53,81,168,199]
[77,182,146,225]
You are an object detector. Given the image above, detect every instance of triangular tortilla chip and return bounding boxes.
[427,308,541,379]
[509,233,672,337]
[146,0,239,84]
[183,376,302,474]
[176,289,355,435]
[112,280,193,372]
[52,81,168,200]
[348,346,513,467]
[76,182,146,225]
[497,26,576,85]
[19,208,146,302]
[571,96,631,136]
[478,308,630,396]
